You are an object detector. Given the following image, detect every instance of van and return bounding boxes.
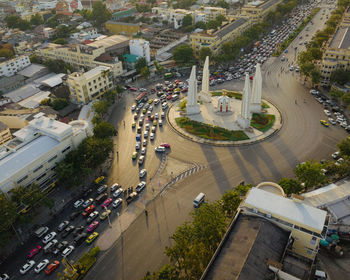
[193,192,205,208]
[95,193,108,205]
[35,226,49,238]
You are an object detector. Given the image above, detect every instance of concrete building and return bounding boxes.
[66,66,114,104]
[190,18,251,54]
[0,55,31,77]
[43,27,55,39]
[86,35,130,56]
[0,113,90,194]
[241,0,284,22]
[112,8,137,21]
[105,21,141,36]
[0,121,12,145]
[203,7,226,22]
[201,186,328,280]
[129,39,151,64]
[37,0,59,10]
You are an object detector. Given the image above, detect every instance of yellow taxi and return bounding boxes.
[100,210,111,220]
[148,99,154,104]
[86,232,99,244]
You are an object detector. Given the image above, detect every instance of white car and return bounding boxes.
[141,147,146,155]
[113,198,123,208]
[135,142,141,150]
[159,120,163,126]
[161,112,165,119]
[324,109,331,117]
[155,146,166,152]
[162,102,168,110]
[34,259,49,273]
[113,188,124,198]
[110,183,120,193]
[74,199,84,208]
[20,260,35,275]
[145,124,150,131]
[144,130,149,138]
[332,151,340,159]
[62,245,74,257]
[0,274,9,280]
[154,99,160,105]
[150,133,155,140]
[328,118,336,125]
[131,105,136,111]
[42,232,57,244]
[139,169,147,178]
[143,139,147,146]
[82,198,94,208]
[155,113,159,119]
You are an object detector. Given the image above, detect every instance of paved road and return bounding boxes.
[86,3,349,280]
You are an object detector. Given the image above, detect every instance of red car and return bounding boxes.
[160,143,171,148]
[87,221,99,232]
[102,198,112,208]
[45,260,59,275]
[82,205,95,217]
[129,87,138,91]
[166,95,172,100]
[181,88,188,93]
[27,245,41,258]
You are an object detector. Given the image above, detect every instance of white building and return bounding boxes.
[0,55,31,78]
[43,27,55,39]
[0,113,91,194]
[37,0,59,10]
[129,39,151,64]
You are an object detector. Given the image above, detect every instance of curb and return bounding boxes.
[166,98,283,147]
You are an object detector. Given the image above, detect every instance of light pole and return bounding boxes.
[103,206,112,228]
[117,212,122,235]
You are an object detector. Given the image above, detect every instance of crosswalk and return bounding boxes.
[172,164,206,183]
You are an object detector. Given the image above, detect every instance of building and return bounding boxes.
[0,121,12,145]
[201,185,328,280]
[190,18,251,54]
[43,27,55,39]
[105,21,141,36]
[0,113,90,194]
[241,0,284,22]
[0,55,31,78]
[0,75,26,94]
[203,7,226,22]
[320,7,350,86]
[66,66,114,104]
[86,35,130,56]
[112,8,137,21]
[56,0,83,16]
[129,39,151,64]
[36,0,59,10]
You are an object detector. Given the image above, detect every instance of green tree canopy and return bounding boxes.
[51,98,69,110]
[53,38,68,45]
[91,1,112,27]
[278,178,304,195]
[338,138,350,157]
[93,121,117,138]
[195,21,207,30]
[219,190,241,217]
[30,13,44,26]
[92,100,109,116]
[140,66,151,79]
[172,45,195,65]
[294,161,327,190]
[216,0,229,9]
[46,15,60,28]
[182,14,193,27]
[56,24,71,38]
[330,69,350,85]
[135,57,147,73]
[199,47,212,63]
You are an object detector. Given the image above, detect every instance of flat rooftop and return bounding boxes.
[261,0,281,11]
[202,215,289,280]
[217,18,248,38]
[244,188,327,233]
[87,35,129,49]
[84,65,109,80]
[329,26,350,49]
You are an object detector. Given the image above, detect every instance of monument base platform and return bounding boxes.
[250,103,262,113]
[237,115,250,129]
[186,104,200,115]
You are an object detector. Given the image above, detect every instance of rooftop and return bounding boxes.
[202,215,289,280]
[84,65,110,80]
[244,188,327,233]
[17,64,47,78]
[3,84,40,103]
[261,0,281,11]
[217,18,248,38]
[18,91,51,109]
[40,73,66,88]
[0,121,8,131]
[87,35,130,49]
[329,26,350,49]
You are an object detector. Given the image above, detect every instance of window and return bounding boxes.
[33,165,43,173]
[62,146,71,153]
[17,175,28,184]
[48,155,57,162]
[310,236,316,245]
[36,173,47,181]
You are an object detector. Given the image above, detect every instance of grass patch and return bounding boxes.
[262,102,270,109]
[250,113,275,132]
[178,99,187,111]
[176,117,249,141]
[211,91,223,96]
[210,91,242,99]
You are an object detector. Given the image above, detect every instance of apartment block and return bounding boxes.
[0,55,31,77]
[0,121,12,145]
[241,0,284,22]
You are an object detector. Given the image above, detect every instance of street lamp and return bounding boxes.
[103,206,112,228]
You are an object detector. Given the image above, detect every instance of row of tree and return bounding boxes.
[5,13,44,31]
[181,14,227,33]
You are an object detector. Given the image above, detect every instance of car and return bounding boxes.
[0,274,9,280]
[100,210,111,220]
[144,130,149,138]
[110,183,120,193]
[97,185,108,194]
[126,192,138,204]
[62,225,75,238]
[113,188,124,198]
[87,221,99,232]
[148,99,153,104]
[43,239,58,253]
[155,146,166,152]
[161,112,165,119]
[142,108,147,114]
[129,87,138,91]
[136,142,141,150]
[42,232,57,244]
[20,260,35,274]
[86,211,99,224]
[132,122,136,128]
[57,220,69,232]
[162,102,168,110]
[151,126,156,133]
[141,146,146,155]
[44,260,59,275]
[82,205,95,217]
[154,99,160,105]
[56,240,69,251]
[132,151,138,160]
[336,158,345,166]
[113,198,123,208]
[160,143,171,148]
[74,233,88,246]
[324,109,331,117]
[70,211,80,221]
[131,105,136,111]
[86,232,99,244]
[27,245,42,258]
[73,226,84,237]
[143,139,147,146]
[139,169,147,178]
[320,120,329,127]
[74,199,84,208]
[82,198,94,208]
[34,259,49,273]
[166,95,172,100]
[138,155,145,165]
[153,120,157,126]
[62,245,74,257]
[159,120,163,126]
[150,133,155,140]
[155,113,159,119]
[136,181,146,193]
[328,118,336,125]
[102,198,113,208]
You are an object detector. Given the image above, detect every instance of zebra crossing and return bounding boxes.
[172,164,206,183]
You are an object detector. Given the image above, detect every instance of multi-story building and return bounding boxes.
[66,66,114,104]
[112,8,137,21]
[0,55,31,77]
[36,0,59,10]
[190,18,251,54]
[0,121,12,145]
[129,39,151,64]
[241,0,284,22]
[36,41,124,77]
[203,7,226,22]
[105,21,141,36]
[0,113,91,194]
[43,27,55,38]
[320,7,350,86]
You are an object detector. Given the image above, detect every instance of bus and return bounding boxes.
[135,92,148,104]
[164,72,173,79]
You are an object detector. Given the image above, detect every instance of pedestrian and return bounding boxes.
[295,99,297,105]
[123,120,125,127]
[145,210,148,216]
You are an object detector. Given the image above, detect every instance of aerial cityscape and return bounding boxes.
[1,0,350,279]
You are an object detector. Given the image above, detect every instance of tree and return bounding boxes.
[154,61,165,74]
[104,89,117,103]
[10,184,46,208]
[310,68,321,85]
[30,54,40,63]
[142,264,179,280]
[5,15,21,29]
[172,45,195,65]
[294,161,327,190]
[330,69,350,85]
[0,194,17,249]
[215,14,227,25]
[92,100,109,116]
[338,138,350,157]
[0,48,14,58]
[30,13,44,26]
[140,66,150,79]
[135,57,147,73]
[195,21,207,30]
[53,38,68,45]
[198,47,212,63]
[278,178,304,195]
[46,15,59,28]
[220,190,241,217]
[93,121,117,138]
[51,98,69,110]
[216,0,229,9]
[91,1,112,27]
[182,14,193,28]
[56,24,71,38]
[206,19,219,30]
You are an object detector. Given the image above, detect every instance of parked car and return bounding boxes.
[62,245,74,257]
[34,259,49,273]
[113,198,123,208]
[126,192,138,204]
[87,221,99,232]
[138,155,145,165]
[74,233,87,246]
[97,185,108,194]
[100,210,111,220]
[155,146,166,152]
[42,232,57,244]
[44,261,59,275]
[86,211,99,224]
[73,226,84,237]
[113,188,124,198]
[20,260,35,274]
[27,245,42,258]
[82,198,94,208]
[110,183,120,193]
[136,181,146,193]
[74,199,84,208]
[102,198,113,208]
[57,221,69,232]
[62,225,75,238]
[82,205,95,217]
[139,169,147,178]
[86,232,99,244]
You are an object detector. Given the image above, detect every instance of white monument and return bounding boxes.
[186,65,201,115]
[198,56,212,103]
[250,63,262,113]
[237,73,252,129]
[217,95,230,112]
